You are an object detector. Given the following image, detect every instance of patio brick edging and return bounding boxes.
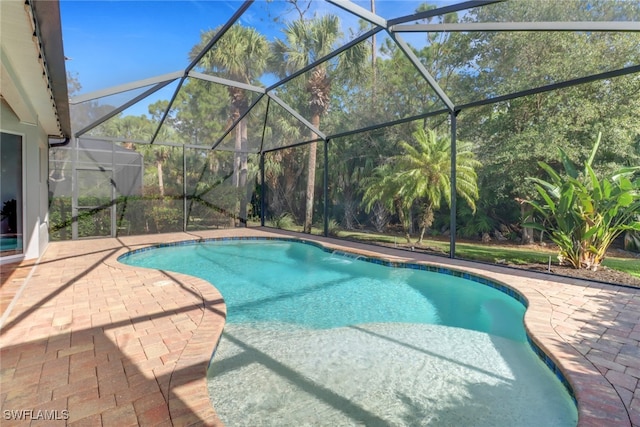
[114,234,631,427]
[108,248,226,426]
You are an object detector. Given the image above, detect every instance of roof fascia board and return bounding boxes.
[390,32,455,112]
[267,93,326,140]
[326,0,387,28]
[392,21,640,32]
[387,0,503,26]
[188,71,266,93]
[31,0,71,137]
[70,71,183,104]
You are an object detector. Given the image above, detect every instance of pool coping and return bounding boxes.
[1,228,636,426]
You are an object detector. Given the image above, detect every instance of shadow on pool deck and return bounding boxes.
[0,228,638,426]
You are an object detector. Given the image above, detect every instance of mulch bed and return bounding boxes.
[512,262,640,287]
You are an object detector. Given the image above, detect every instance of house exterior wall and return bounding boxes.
[1,101,50,263]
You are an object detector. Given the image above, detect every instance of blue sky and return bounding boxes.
[60,1,442,95]
[61,1,242,95]
[59,0,451,121]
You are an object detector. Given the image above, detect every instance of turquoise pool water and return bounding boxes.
[121,239,577,426]
[0,236,22,253]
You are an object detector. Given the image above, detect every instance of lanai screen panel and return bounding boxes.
[185,147,259,230]
[329,32,448,135]
[156,78,262,147]
[392,1,640,107]
[80,80,182,143]
[327,114,451,256]
[192,0,376,88]
[214,96,269,153]
[48,145,73,241]
[70,85,157,136]
[62,0,241,94]
[116,143,184,235]
[264,144,320,233]
[458,0,640,23]
[261,96,321,152]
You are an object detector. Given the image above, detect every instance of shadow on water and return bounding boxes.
[209,324,577,427]
[214,330,390,426]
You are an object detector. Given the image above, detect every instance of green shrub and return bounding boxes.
[525,133,640,270]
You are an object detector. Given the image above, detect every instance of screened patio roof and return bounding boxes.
[64,0,640,152]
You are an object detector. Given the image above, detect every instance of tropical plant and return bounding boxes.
[395,128,480,243]
[361,163,413,242]
[268,212,296,230]
[525,133,640,270]
[361,128,481,243]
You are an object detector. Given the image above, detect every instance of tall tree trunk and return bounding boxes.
[520,203,534,244]
[156,160,165,198]
[303,115,320,233]
[231,103,241,227]
[239,119,248,226]
[394,198,411,243]
[418,203,434,244]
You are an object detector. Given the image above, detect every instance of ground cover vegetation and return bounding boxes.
[52,0,640,284]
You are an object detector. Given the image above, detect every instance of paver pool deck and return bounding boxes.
[1,228,639,426]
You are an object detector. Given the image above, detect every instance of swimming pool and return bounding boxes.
[120,238,578,426]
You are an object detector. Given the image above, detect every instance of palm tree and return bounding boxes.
[271,15,367,233]
[362,127,481,244]
[361,163,413,242]
[193,25,269,223]
[397,127,480,243]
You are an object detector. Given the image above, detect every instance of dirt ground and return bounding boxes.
[511,261,640,287]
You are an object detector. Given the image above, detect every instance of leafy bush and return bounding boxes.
[525,133,640,270]
[268,213,296,230]
[327,218,341,237]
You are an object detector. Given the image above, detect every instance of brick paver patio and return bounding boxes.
[1,228,639,426]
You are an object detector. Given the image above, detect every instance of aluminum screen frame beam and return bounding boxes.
[387,0,503,26]
[390,33,455,112]
[74,79,176,138]
[69,71,184,105]
[326,0,387,29]
[392,21,640,32]
[266,93,326,141]
[261,136,325,154]
[327,107,450,141]
[188,71,266,94]
[265,27,383,93]
[458,64,640,111]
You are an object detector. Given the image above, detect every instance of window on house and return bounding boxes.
[0,132,23,256]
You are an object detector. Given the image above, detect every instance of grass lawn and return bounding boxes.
[336,230,640,279]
